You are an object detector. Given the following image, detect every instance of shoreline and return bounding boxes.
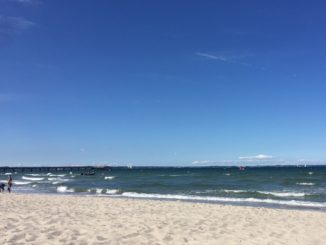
[1,193,326,244]
[7,190,326,212]
[2,165,325,214]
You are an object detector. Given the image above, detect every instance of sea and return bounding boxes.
[1,166,326,210]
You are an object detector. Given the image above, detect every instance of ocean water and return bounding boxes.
[1,166,326,210]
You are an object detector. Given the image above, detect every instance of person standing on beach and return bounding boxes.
[7,175,12,193]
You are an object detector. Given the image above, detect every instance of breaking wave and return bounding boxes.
[120,192,326,208]
[22,176,44,181]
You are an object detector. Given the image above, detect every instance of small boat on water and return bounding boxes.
[81,172,95,176]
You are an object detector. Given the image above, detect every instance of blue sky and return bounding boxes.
[1,0,326,166]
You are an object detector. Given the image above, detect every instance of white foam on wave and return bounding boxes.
[106,189,119,194]
[258,191,305,197]
[223,190,306,197]
[297,182,315,186]
[121,192,326,208]
[308,172,313,175]
[48,177,70,182]
[224,189,306,197]
[104,176,115,180]
[26,174,43,177]
[14,181,31,185]
[57,186,74,193]
[4,173,12,175]
[22,176,44,181]
[87,188,119,195]
[49,174,66,177]
[224,190,247,193]
[93,189,120,195]
[224,173,231,176]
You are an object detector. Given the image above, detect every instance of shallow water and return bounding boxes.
[1,166,326,210]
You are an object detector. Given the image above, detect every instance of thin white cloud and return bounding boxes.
[195,52,228,61]
[239,154,273,160]
[0,15,35,36]
[190,158,326,166]
[195,52,251,66]
[192,160,211,164]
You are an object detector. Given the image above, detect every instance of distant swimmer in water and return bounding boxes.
[7,175,13,193]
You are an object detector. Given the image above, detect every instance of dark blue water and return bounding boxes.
[2,166,326,210]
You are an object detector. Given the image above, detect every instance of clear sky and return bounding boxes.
[1,0,326,166]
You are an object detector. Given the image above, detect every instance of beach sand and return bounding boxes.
[1,194,326,244]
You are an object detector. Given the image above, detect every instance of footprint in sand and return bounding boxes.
[97,235,106,241]
[25,234,37,242]
[47,230,62,239]
[7,218,19,223]
[121,232,139,239]
[9,233,26,243]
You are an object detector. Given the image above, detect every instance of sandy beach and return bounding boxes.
[1,194,326,244]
